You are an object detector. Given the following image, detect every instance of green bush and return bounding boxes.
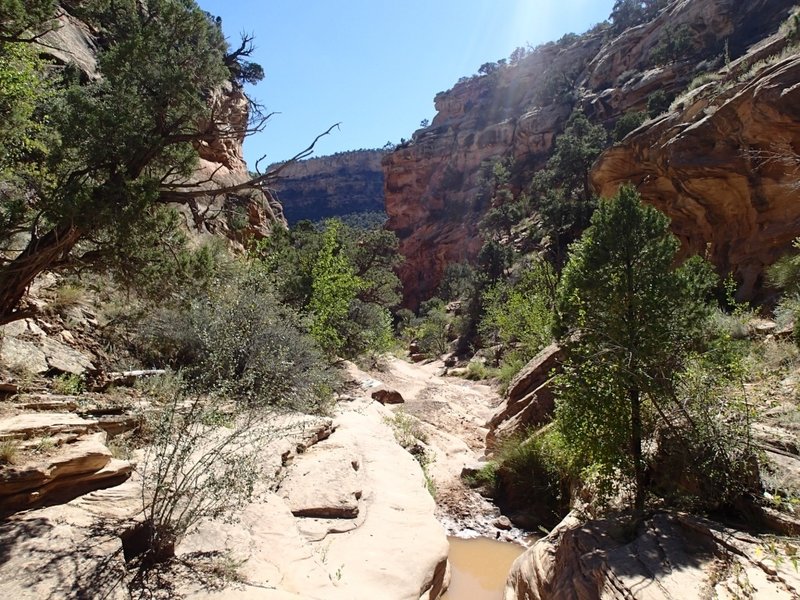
[496,353,527,395]
[139,386,296,564]
[191,275,335,413]
[460,360,499,381]
[412,298,453,357]
[479,260,556,364]
[52,373,84,395]
[491,428,573,528]
[612,110,647,141]
[650,356,759,511]
[647,90,671,118]
[133,269,335,414]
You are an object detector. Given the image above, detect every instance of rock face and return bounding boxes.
[271,150,386,224]
[592,48,800,298]
[0,318,96,376]
[383,0,797,307]
[0,416,133,515]
[485,342,565,450]
[504,510,800,600]
[382,44,590,308]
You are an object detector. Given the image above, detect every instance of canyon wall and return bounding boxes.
[592,43,800,298]
[383,0,798,307]
[270,150,386,224]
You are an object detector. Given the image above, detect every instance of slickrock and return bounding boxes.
[12,394,80,412]
[279,445,363,519]
[504,511,800,600]
[178,398,449,600]
[0,505,128,600]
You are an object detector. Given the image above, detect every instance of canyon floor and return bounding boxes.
[0,338,517,600]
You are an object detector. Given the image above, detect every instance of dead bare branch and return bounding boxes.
[159,123,340,203]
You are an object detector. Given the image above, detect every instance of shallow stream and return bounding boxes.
[441,536,525,600]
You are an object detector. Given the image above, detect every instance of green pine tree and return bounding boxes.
[554,184,714,513]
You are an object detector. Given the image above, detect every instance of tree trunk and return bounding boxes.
[629,386,645,514]
[0,224,82,325]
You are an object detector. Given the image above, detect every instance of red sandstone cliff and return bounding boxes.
[592,38,800,298]
[384,0,797,307]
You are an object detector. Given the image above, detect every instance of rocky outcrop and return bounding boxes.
[271,150,386,224]
[0,318,96,376]
[485,342,565,450]
[0,417,133,515]
[592,48,800,298]
[384,0,797,306]
[505,510,800,600]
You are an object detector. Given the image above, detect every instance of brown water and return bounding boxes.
[441,537,525,600]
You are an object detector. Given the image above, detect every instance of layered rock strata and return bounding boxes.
[592,50,800,298]
[270,150,386,224]
[384,0,797,306]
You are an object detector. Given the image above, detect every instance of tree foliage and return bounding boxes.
[554,184,714,512]
[254,218,402,358]
[529,109,608,265]
[0,0,275,325]
[609,0,669,35]
[308,221,364,356]
[613,110,647,141]
[480,258,557,362]
[0,40,53,238]
[0,0,57,41]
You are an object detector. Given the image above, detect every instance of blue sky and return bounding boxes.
[197,0,616,166]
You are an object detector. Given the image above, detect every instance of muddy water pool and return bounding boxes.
[441,536,525,600]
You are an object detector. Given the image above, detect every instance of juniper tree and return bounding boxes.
[0,0,329,325]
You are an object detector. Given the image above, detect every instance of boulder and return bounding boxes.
[505,511,800,600]
[279,445,363,519]
[371,386,405,405]
[0,432,133,514]
[0,337,49,374]
[485,342,565,450]
[0,319,95,375]
[39,337,95,375]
